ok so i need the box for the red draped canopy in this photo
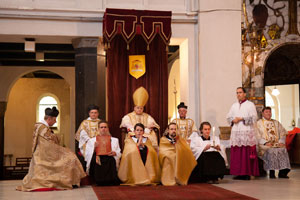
[103,8,172,49]
[103,8,171,148]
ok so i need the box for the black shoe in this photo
[233,176,243,180]
[269,170,276,179]
[233,175,250,180]
[278,169,290,179]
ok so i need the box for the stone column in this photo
[0,102,7,180]
[72,37,100,129]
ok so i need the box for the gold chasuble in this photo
[159,136,197,186]
[17,123,86,191]
[118,137,161,185]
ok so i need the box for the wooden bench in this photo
[3,157,31,179]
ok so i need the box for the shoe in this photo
[278,174,289,179]
[233,175,250,180]
[233,176,243,180]
[212,180,219,184]
[269,170,276,179]
[278,169,290,179]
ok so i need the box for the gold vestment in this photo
[118,137,161,185]
[159,136,197,185]
[17,123,86,191]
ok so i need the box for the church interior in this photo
[1,0,300,199]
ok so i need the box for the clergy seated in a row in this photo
[75,105,101,171]
[189,122,226,184]
[89,121,121,185]
[118,123,161,185]
[256,107,291,179]
[159,123,197,186]
[17,107,86,191]
[172,102,198,141]
[120,87,159,149]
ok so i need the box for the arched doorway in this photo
[264,44,300,130]
[3,70,71,179]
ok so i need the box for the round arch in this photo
[0,67,74,102]
[1,67,76,152]
[263,42,300,86]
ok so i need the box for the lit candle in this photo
[212,126,215,146]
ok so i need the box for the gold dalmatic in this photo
[172,118,197,140]
[118,137,161,185]
[129,55,146,79]
[159,136,197,185]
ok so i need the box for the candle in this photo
[212,126,215,146]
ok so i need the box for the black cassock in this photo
[190,136,226,182]
[89,153,120,185]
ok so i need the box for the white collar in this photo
[41,120,49,127]
[87,117,99,120]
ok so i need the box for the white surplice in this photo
[189,133,228,165]
[226,100,257,147]
[79,124,121,174]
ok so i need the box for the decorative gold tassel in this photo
[166,45,169,52]
[127,44,129,50]
[147,44,149,51]
[104,43,108,50]
[108,42,111,49]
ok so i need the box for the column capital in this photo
[72,37,99,49]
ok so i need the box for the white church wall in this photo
[273,85,299,131]
[0,0,198,39]
[198,0,242,133]
[171,23,199,128]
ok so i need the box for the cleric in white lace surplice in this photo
[226,88,259,177]
[226,100,257,147]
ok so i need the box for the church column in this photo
[72,38,103,129]
[0,101,7,180]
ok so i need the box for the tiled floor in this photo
[1,167,300,200]
[0,181,98,200]
[217,167,300,200]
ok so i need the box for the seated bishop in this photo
[17,107,86,191]
[172,102,198,141]
[75,105,101,172]
[159,123,197,186]
[118,123,161,185]
[256,107,291,179]
[89,121,121,185]
[120,87,159,149]
[189,122,226,184]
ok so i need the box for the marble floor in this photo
[1,167,300,200]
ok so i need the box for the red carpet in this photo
[92,183,257,200]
